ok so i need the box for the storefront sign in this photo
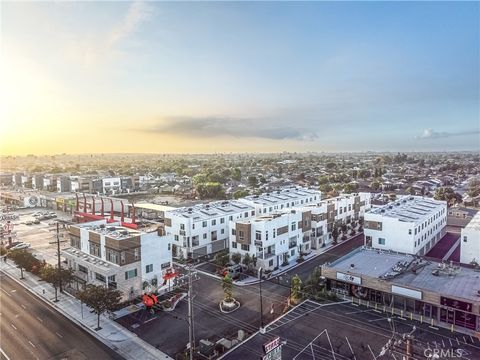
[263,337,282,360]
[391,285,422,300]
[440,297,472,312]
[336,272,362,285]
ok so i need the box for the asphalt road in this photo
[0,273,123,360]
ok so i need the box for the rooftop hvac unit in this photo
[121,230,129,235]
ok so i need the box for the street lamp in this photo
[258,267,264,331]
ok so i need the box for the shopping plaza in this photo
[322,248,480,333]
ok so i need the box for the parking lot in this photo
[1,208,73,265]
[224,300,480,359]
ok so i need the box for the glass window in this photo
[125,269,137,280]
[78,264,88,274]
[146,264,153,273]
[378,238,386,245]
[95,273,106,283]
[231,241,237,248]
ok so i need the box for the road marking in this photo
[345,336,356,359]
[1,288,11,297]
[368,317,390,323]
[28,341,36,348]
[10,324,17,330]
[21,304,26,309]
[10,289,16,293]
[367,344,377,360]
[36,316,43,323]
[0,347,11,360]
[56,332,63,338]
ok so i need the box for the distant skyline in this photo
[1,1,479,155]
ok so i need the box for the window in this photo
[251,211,255,216]
[221,229,225,234]
[90,243,101,257]
[241,244,250,251]
[192,223,195,229]
[266,231,269,241]
[107,249,119,264]
[125,269,137,280]
[95,273,106,283]
[78,264,88,274]
[238,230,244,240]
[203,233,207,239]
[269,259,274,267]
[174,235,179,242]
[291,222,296,231]
[378,238,386,245]
[161,262,170,269]
[245,212,249,217]
[120,251,125,264]
[134,248,140,260]
[291,249,295,256]
[146,264,153,273]
[180,224,185,230]
[256,231,262,240]
[231,241,237,248]
[273,229,276,238]
[229,216,233,221]
[220,218,225,224]
[463,236,468,242]
[212,219,216,226]
[408,229,412,235]
[232,229,236,235]
[108,275,117,289]
[203,221,207,227]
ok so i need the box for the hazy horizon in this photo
[1,1,479,155]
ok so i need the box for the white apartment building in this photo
[229,209,312,271]
[300,192,372,249]
[164,200,256,259]
[102,177,121,194]
[62,220,172,300]
[238,187,322,216]
[460,211,480,264]
[364,196,447,256]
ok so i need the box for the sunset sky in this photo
[1,1,479,155]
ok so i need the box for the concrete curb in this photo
[0,267,171,360]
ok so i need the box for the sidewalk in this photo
[0,260,171,360]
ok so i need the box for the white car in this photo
[10,242,31,250]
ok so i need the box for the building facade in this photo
[460,212,480,265]
[164,200,256,259]
[364,196,447,256]
[229,209,312,271]
[62,220,172,300]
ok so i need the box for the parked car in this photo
[5,241,22,249]
[223,264,244,280]
[10,242,31,250]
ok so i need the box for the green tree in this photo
[232,168,241,181]
[8,249,41,279]
[290,275,303,305]
[221,275,233,302]
[242,253,252,269]
[406,187,415,195]
[344,182,359,193]
[319,184,333,194]
[192,173,208,186]
[252,254,257,269]
[195,182,225,199]
[434,187,461,205]
[248,176,258,188]
[370,181,380,191]
[303,267,325,299]
[231,252,241,265]
[40,265,75,302]
[78,285,122,330]
[214,252,229,269]
[233,189,249,199]
[331,226,339,244]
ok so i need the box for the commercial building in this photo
[164,200,255,259]
[323,248,480,333]
[63,220,172,301]
[460,212,480,265]
[364,196,447,256]
[238,187,322,216]
[229,208,312,271]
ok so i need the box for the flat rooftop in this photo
[73,221,142,240]
[368,196,445,223]
[166,200,254,221]
[464,211,480,231]
[240,187,321,206]
[133,202,176,212]
[328,248,480,303]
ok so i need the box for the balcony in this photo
[289,241,297,249]
[303,235,310,243]
[257,252,276,260]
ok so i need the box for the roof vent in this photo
[350,263,355,269]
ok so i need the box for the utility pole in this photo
[187,265,195,360]
[56,222,62,292]
[258,267,264,331]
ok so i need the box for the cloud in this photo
[107,1,153,48]
[139,116,318,141]
[65,1,153,67]
[416,128,480,139]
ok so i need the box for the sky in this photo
[1,1,479,155]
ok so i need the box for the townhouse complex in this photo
[364,196,447,255]
[63,220,172,300]
[229,209,312,270]
[460,211,480,265]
